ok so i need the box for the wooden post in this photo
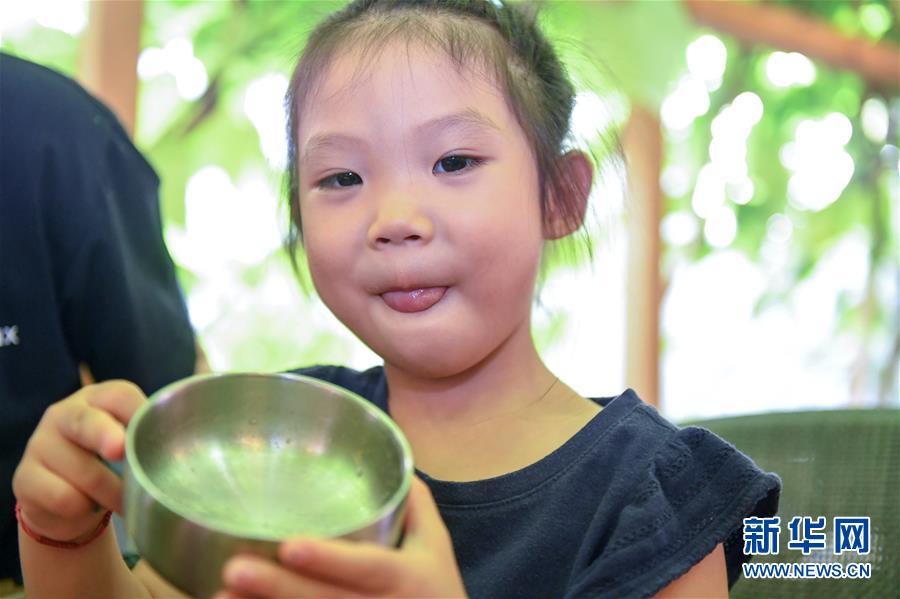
[623,105,663,407]
[78,0,144,137]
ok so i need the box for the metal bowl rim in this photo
[125,371,414,542]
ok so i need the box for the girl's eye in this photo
[315,156,482,189]
[433,155,484,175]
[317,171,362,190]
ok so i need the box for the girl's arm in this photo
[13,382,155,597]
[654,544,728,599]
[20,531,186,598]
[19,528,153,598]
[133,560,191,597]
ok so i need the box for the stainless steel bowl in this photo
[124,372,413,598]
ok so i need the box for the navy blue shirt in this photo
[0,54,195,580]
[293,365,781,599]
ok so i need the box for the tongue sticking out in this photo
[381,287,447,313]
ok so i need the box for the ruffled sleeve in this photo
[567,424,781,598]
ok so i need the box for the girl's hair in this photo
[284,0,601,285]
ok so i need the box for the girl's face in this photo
[296,41,545,378]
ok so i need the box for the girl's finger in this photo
[84,380,147,424]
[276,476,448,593]
[33,431,124,513]
[13,459,95,519]
[52,401,126,461]
[11,460,112,544]
[277,536,399,594]
[224,554,367,599]
[84,381,147,460]
[401,476,450,549]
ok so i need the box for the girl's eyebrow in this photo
[415,108,502,138]
[300,109,501,167]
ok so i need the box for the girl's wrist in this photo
[15,502,112,549]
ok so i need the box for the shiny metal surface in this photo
[124,373,413,598]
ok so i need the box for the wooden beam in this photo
[78,0,144,137]
[684,0,900,90]
[623,105,663,408]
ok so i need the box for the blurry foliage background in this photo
[2,0,897,420]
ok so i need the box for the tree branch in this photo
[683,0,900,91]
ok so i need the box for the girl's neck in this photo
[383,323,553,431]
[382,323,601,481]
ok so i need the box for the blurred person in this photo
[0,52,200,586]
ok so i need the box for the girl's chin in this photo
[376,340,484,379]
[385,357,473,380]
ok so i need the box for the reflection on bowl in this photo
[124,372,413,598]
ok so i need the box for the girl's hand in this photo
[218,477,468,598]
[12,381,146,543]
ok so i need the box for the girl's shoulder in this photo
[565,390,782,596]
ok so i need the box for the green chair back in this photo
[689,409,899,598]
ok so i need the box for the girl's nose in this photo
[367,197,435,249]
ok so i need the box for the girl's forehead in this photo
[299,41,509,136]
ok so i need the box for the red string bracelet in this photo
[15,502,112,549]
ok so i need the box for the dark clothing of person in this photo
[292,364,781,599]
[0,53,195,581]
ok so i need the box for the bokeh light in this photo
[860,97,889,143]
[686,34,727,91]
[782,113,855,211]
[244,73,290,170]
[765,51,816,88]
[0,0,87,38]
[661,77,710,131]
[137,38,208,100]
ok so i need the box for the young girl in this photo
[12,1,780,597]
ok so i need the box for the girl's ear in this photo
[542,150,594,240]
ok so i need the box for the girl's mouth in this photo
[380,287,447,313]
